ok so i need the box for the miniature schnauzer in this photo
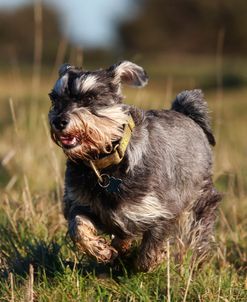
[48,61,221,272]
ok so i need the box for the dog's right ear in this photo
[108,61,148,87]
[53,64,73,96]
[58,63,73,77]
[53,64,77,96]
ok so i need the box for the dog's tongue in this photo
[60,136,77,147]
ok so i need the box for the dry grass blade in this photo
[10,272,15,302]
[215,28,225,144]
[23,175,35,218]
[167,240,171,302]
[32,0,43,96]
[27,264,34,302]
[182,261,195,302]
[9,98,19,136]
[50,36,68,83]
[217,275,222,302]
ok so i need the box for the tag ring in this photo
[98,174,110,188]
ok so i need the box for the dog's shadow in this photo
[0,225,136,281]
[66,257,134,280]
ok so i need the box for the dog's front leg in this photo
[68,215,118,263]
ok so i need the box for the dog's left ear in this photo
[109,61,148,87]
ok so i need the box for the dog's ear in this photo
[53,64,77,96]
[58,63,73,77]
[109,61,148,87]
[53,64,73,96]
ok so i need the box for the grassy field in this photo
[0,57,246,301]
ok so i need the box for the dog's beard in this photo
[51,105,129,160]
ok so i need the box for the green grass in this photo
[0,57,247,301]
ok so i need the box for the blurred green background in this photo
[0,1,246,300]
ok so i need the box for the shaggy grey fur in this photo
[48,61,221,271]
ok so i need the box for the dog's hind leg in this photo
[192,184,222,262]
[177,179,222,264]
[135,224,169,272]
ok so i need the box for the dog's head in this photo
[48,61,148,160]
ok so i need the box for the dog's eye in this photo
[85,96,93,102]
[82,93,96,105]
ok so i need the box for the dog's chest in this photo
[67,179,168,238]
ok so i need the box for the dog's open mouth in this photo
[59,135,79,149]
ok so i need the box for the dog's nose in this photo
[53,117,69,131]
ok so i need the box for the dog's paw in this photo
[135,248,166,272]
[69,215,118,263]
[111,236,132,255]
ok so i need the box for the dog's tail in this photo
[171,89,216,146]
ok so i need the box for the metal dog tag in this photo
[98,174,122,193]
[106,176,122,193]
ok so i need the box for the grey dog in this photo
[48,61,221,272]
